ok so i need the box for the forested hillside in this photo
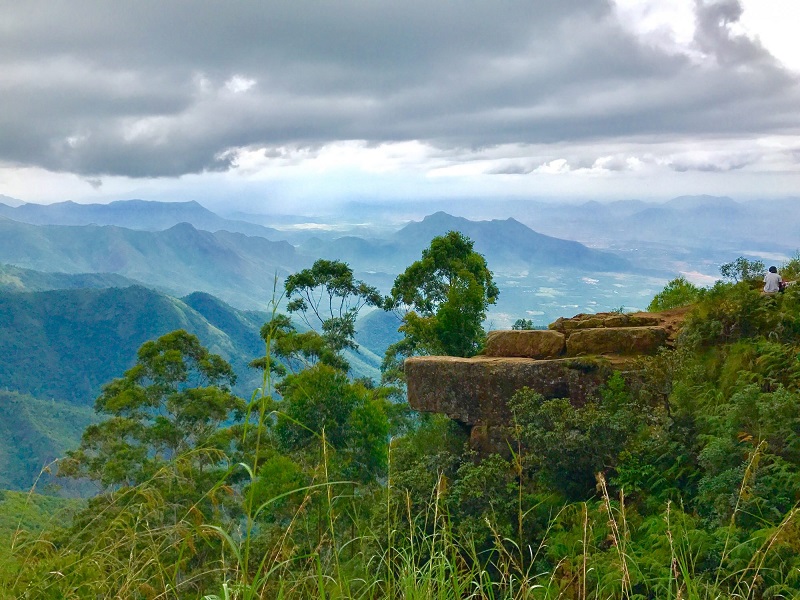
[0,392,95,491]
[0,263,142,292]
[3,248,800,598]
[0,285,267,404]
[0,258,406,492]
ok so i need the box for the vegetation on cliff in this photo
[2,251,800,598]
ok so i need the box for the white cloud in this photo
[680,270,718,285]
[225,75,256,94]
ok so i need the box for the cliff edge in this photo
[405,308,689,453]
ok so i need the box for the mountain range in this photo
[0,198,282,239]
[0,217,303,308]
[0,285,267,404]
[0,203,633,311]
[0,270,406,490]
[498,195,800,258]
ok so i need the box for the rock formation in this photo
[405,308,688,453]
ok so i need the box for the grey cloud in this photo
[693,0,772,67]
[669,155,754,172]
[0,0,798,178]
[487,163,535,175]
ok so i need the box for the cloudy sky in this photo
[1,0,799,212]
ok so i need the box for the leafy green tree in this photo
[512,318,535,330]
[250,312,350,374]
[54,331,245,594]
[385,231,499,366]
[275,363,390,483]
[61,330,244,489]
[719,256,765,283]
[647,276,702,311]
[285,259,383,356]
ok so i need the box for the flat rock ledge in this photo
[404,309,689,454]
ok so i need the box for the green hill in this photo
[0,285,267,405]
[0,391,96,491]
[0,284,394,491]
[0,262,143,292]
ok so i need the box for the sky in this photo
[1,0,799,213]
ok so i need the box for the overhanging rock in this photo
[405,356,611,426]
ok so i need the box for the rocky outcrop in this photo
[405,308,689,453]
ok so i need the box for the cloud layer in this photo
[1,0,799,189]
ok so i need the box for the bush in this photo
[648,276,702,311]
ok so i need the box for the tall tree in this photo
[60,330,244,490]
[385,231,498,375]
[285,259,383,353]
[281,259,383,372]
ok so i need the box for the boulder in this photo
[405,356,611,426]
[484,329,565,359]
[566,326,667,356]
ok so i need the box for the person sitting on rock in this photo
[764,266,783,293]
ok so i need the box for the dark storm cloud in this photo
[0,0,798,177]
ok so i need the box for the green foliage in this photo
[780,252,800,281]
[285,259,383,355]
[682,281,772,347]
[275,364,390,483]
[388,414,468,513]
[682,280,800,348]
[719,256,766,283]
[60,330,244,488]
[8,252,800,598]
[0,391,95,491]
[509,372,646,500]
[386,231,499,365]
[253,312,350,373]
[511,318,535,330]
[648,276,702,311]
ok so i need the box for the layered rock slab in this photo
[484,329,565,359]
[404,308,690,455]
[566,326,667,356]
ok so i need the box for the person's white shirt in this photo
[764,271,782,293]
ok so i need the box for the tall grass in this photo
[2,449,799,599]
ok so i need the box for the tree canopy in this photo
[385,231,498,367]
[60,330,244,489]
[285,259,383,355]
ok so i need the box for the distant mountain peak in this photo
[666,195,738,209]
